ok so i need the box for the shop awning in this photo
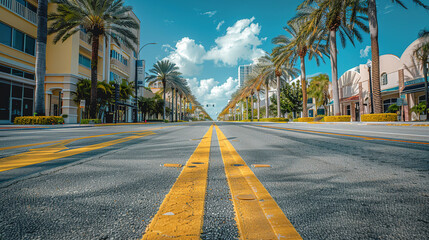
[401,83,428,94]
[381,86,399,93]
[341,95,359,102]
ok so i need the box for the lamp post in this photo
[366,60,374,114]
[134,42,157,122]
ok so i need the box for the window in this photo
[0,82,10,120]
[0,22,12,46]
[79,54,91,68]
[346,105,351,115]
[25,35,35,55]
[0,65,11,74]
[24,72,35,80]
[0,64,34,80]
[381,73,388,85]
[13,29,25,51]
[12,69,24,78]
[383,98,397,113]
[12,85,23,98]
[418,95,426,104]
[24,88,33,98]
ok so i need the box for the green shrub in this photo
[14,116,64,125]
[293,118,298,122]
[323,115,351,122]
[81,119,102,124]
[297,117,315,122]
[361,113,397,122]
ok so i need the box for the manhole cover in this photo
[191,162,204,164]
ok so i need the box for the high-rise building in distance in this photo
[238,64,253,87]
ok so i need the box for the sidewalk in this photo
[301,121,429,127]
[0,122,161,130]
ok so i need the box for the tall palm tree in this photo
[146,60,181,121]
[272,20,328,117]
[295,0,368,115]
[366,0,428,113]
[308,73,331,115]
[257,54,298,118]
[413,29,429,113]
[48,0,139,119]
[35,0,48,116]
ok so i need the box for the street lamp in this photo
[134,42,157,122]
[366,59,374,114]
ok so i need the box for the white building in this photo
[238,64,253,87]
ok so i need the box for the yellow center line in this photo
[142,125,213,239]
[215,125,302,240]
[0,126,170,151]
[0,131,155,172]
[256,125,429,145]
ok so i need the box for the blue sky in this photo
[126,0,428,119]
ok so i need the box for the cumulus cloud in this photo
[216,20,225,31]
[187,77,239,102]
[164,37,206,76]
[202,11,217,17]
[360,45,371,58]
[205,17,265,65]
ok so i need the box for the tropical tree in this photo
[73,79,114,119]
[118,79,134,101]
[270,81,303,118]
[413,29,429,114]
[35,0,48,116]
[48,0,139,119]
[256,54,298,118]
[308,73,331,115]
[295,0,368,115]
[272,20,328,117]
[146,60,181,121]
[366,0,428,114]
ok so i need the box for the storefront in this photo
[0,79,34,123]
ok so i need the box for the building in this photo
[336,37,428,121]
[238,64,253,87]
[0,0,140,124]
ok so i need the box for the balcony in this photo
[110,58,130,75]
[0,0,37,24]
[79,31,103,52]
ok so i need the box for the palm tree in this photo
[257,54,298,118]
[272,20,328,117]
[308,73,331,115]
[146,60,181,121]
[48,0,139,119]
[35,0,48,116]
[413,30,429,115]
[295,0,368,115]
[365,0,428,113]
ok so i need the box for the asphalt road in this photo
[0,122,428,239]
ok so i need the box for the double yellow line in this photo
[142,125,301,239]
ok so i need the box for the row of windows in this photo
[110,50,128,66]
[0,22,36,56]
[110,71,123,82]
[0,64,35,80]
[79,54,91,68]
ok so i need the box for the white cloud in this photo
[216,20,225,31]
[205,17,265,66]
[202,11,217,17]
[360,45,371,58]
[164,37,206,76]
[187,77,239,101]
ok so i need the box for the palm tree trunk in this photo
[424,63,428,119]
[179,94,182,121]
[276,75,281,118]
[300,56,308,118]
[35,0,47,116]
[89,34,100,119]
[251,93,254,121]
[162,80,166,121]
[257,89,260,121]
[175,90,178,122]
[329,29,340,116]
[265,82,269,118]
[170,88,174,121]
[368,0,382,114]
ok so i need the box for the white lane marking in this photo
[253,124,429,138]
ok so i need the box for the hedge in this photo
[323,115,351,122]
[14,116,64,125]
[259,117,288,122]
[80,119,102,124]
[361,113,397,122]
[297,117,316,122]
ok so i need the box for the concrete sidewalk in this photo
[0,122,162,130]
[295,121,429,127]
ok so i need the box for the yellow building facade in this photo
[0,0,140,124]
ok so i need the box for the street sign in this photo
[80,100,85,108]
[136,60,145,87]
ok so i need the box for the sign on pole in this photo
[136,60,145,87]
[80,100,85,108]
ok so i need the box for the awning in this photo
[341,95,359,102]
[401,83,428,95]
[381,86,399,93]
